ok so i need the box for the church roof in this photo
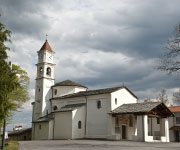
[111,102,174,117]
[51,86,137,100]
[39,40,53,52]
[52,80,87,88]
[53,103,86,112]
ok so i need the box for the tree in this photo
[0,18,30,128]
[156,89,169,106]
[158,23,180,105]
[158,23,180,74]
[172,89,180,105]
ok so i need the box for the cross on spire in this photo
[46,33,48,41]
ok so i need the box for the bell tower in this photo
[34,40,55,120]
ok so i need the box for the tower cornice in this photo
[36,62,56,66]
[35,77,55,80]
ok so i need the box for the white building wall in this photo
[33,122,49,140]
[52,86,87,98]
[72,106,86,139]
[136,115,144,141]
[48,120,54,140]
[51,97,86,111]
[111,88,137,111]
[86,94,109,138]
[54,112,72,139]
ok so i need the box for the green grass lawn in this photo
[4,141,18,150]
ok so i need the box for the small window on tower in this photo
[39,67,43,74]
[53,105,58,111]
[39,124,41,130]
[38,88,40,92]
[46,67,51,76]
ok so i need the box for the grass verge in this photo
[4,141,18,150]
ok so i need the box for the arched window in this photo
[97,100,101,109]
[53,105,58,111]
[46,67,51,76]
[78,121,82,129]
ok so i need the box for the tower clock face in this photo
[47,52,52,61]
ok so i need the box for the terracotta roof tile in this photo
[168,106,180,112]
[39,40,53,52]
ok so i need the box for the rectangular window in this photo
[115,127,120,133]
[115,98,117,105]
[157,118,160,124]
[115,117,119,126]
[129,115,133,127]
[176,117,180,124]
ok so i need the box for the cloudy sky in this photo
[0,0,180,130]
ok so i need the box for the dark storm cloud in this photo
[0,0,59,39]
[51,0,180,58]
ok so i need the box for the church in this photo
[32,40,173,142]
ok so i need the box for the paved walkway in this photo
[19,140,180,150]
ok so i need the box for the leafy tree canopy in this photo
[0,18,30,128]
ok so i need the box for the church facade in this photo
[32,41,173,142]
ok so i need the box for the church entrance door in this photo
[122,125,126,139]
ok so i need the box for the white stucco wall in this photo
[136,115,144,141]
[48,120,54,139]
[52,86,87,98]
[33,122,49,140]
[54,111,72,139]
[72,106,86,139]
[86,94,109,138]
[111,88,137,111]
[51,97,86,112]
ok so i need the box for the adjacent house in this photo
[8,128,32,141]
[168,106,180,142]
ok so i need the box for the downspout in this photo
[151,118,152,136]
[142,115,144,141]
[85,96,87,138]
[53,116,55,140]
